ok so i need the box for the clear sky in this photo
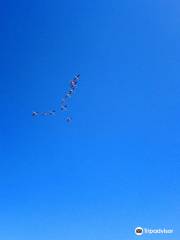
[0,0,179,239]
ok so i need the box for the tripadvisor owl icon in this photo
[135,227,143,236]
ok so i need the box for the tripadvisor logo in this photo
[134,226,174,236]
[135,227,143,236]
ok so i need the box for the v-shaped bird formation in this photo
[32,74,80,123]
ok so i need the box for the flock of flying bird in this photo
[32,74,80,123]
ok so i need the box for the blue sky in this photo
[0,0,179,239]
